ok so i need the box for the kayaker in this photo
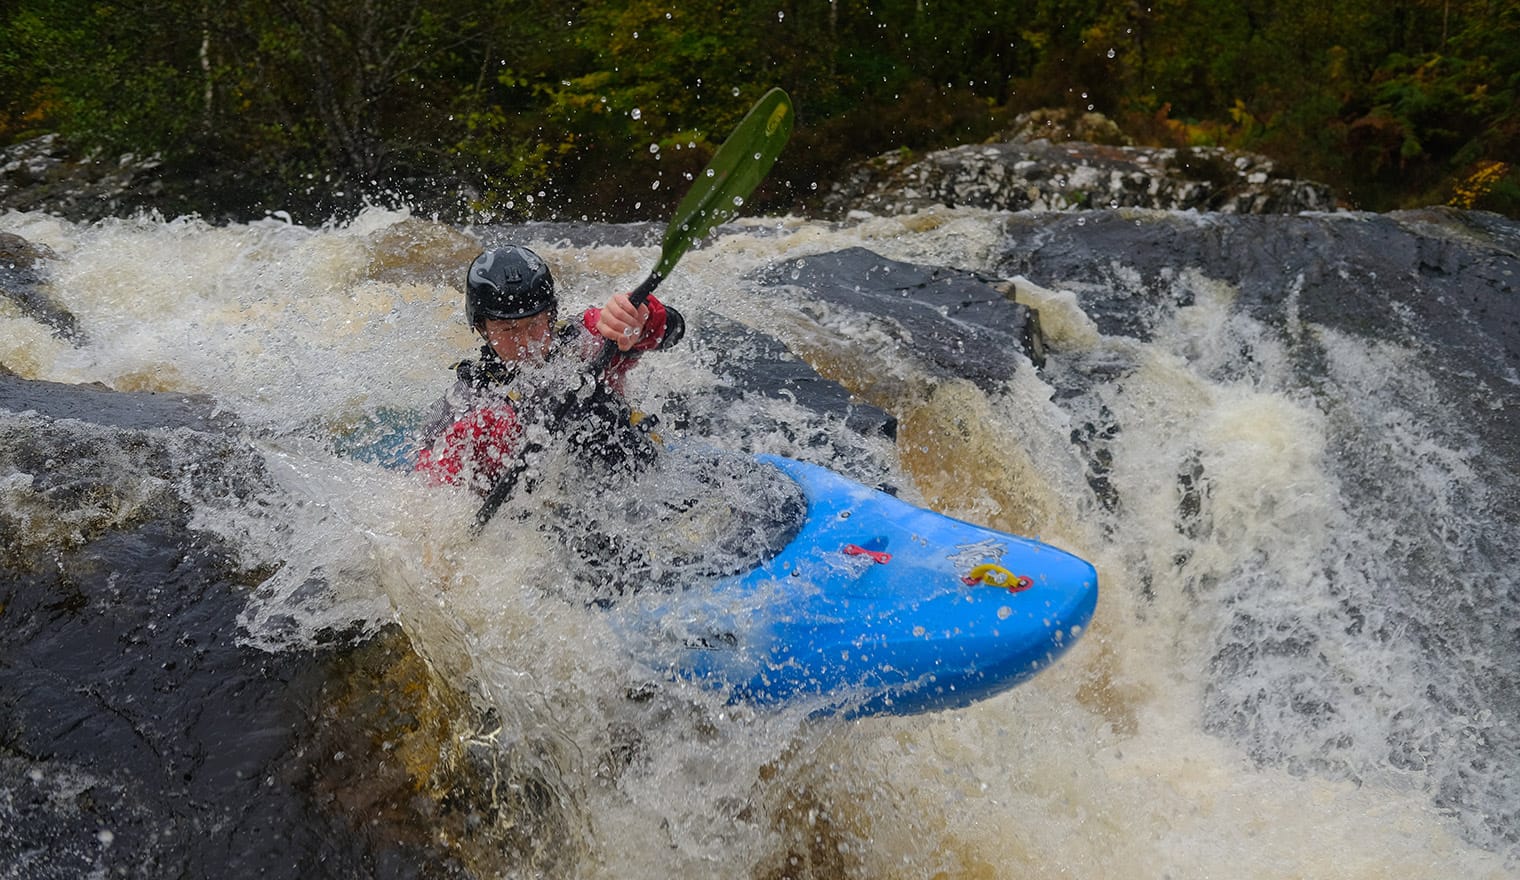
[415,244,684,494]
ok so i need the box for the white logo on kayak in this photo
[948,539,1006,570]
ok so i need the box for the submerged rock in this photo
[0,231,78,340]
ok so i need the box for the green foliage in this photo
[2,0,207,152]
[1,0,1517,219]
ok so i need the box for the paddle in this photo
[471,88,794,534]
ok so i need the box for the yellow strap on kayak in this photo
[966,563,1013,586]
[963,564,1034,593]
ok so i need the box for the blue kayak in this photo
[614,454,1099,717]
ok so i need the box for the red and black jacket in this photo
[415,297,682,494]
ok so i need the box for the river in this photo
[1,204,1515,878]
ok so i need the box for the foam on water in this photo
[2,206,1513,877]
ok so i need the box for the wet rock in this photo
[0,231,53,269]
[673,312,898,442]
[825,138,1337,218]
[753,247,1045,390]
[995,208,1519,368]
[0,374,239,433]
[0,376,513,879]
[0,231,78,340]
[0,134,69,189]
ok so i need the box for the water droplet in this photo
[778,10,785,20]
[997,606,1013,620]
[1107,48,1116,59]
[651,180,660,190]
[705,168,715,177]
[732,196,744,206]
[732,87,741,97]
[649,143,659,154]
[630,108,642,120]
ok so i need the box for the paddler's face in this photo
[483,313,553,363]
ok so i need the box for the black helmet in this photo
[465,245,556,326]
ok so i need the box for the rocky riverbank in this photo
[0,133,474,225]
[4,111,1342,225]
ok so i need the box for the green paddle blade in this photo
[653,88,794,281]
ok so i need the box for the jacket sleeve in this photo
[414,403,521,493]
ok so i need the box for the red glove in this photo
[585,294,668,353]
